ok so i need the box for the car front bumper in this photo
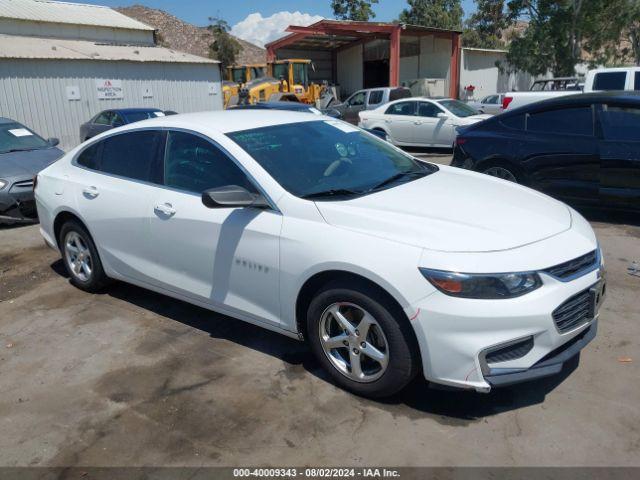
[0,178,37,222]
[406,265,604,393]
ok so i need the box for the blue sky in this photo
[86,0,476,28]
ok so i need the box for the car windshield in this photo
[124,111,163,123]
[227,120,437,199]
[438,100,478,118]
[0,122,49,154]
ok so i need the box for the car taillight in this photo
[455,137,467,145]
[33,174,38,191]
[502,96,513,110]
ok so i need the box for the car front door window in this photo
[147,130,283,325]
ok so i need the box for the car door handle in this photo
[414,121,422,125]
[385,119,392,124]
[82,186,99,198]
[154,202,176,216]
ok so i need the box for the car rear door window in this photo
[593,72,627,90]
[164,131,255,194]
[526,106,593,136]
[599,105,640,142]
[368,90,383,105]
[418,102,443,118]
[100,130,164,182]
[385,101,417,116]
[484,95,499,104]
[94,111,112,125]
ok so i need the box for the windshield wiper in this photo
[301,188,364,200]
[367,170,428,192]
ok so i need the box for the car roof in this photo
[506,91,640,115]
[232,102,310,110]
[113,108,163,114]
[108,110,326,134]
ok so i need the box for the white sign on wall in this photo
[142,86,153,98]
[95,79,123,99]
[66,85,80,101]
[207,82,219,96]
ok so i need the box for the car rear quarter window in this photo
[76,142,100,170]
[368,90,384,105]
[385,101,416,116]
[499,114,525,130]
[100,130,164,182]
[593,72,627,90]
[526,106,593,136]
[635,72,640,91]
[389,88,411,101]
[599,105,640,142]
[164,131,254,194]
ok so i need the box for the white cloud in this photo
[231,11,324,48]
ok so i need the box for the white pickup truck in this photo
[501,67,640,111]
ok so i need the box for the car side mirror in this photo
[436,112,449,119]
[201,185,270,209]
[47,137,60,147]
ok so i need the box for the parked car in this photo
[359,97,490,148]
[452,91,640,212]
[466,94,505,115]
[329,87,412,124]
[0,117,63,222]
[35,111,604,398]
[79,108,165,141]
[230,100,340,118]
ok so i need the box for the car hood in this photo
[0,147,64,178]
[315,166,572,253]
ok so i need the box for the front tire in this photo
[59,220,110,292]
[306,280,420,398]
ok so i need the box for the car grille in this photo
[543,250,598,280]
[485,337,534,364]
[552,288,592,333]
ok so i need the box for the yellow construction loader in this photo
[224,59,330,108]
[223,64,267,108]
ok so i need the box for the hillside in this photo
[116,5,266,65]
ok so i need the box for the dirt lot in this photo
[0,156,639,467]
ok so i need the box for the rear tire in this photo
[59,220,110,292]
[479,160,524,184]
[306,280,420,398]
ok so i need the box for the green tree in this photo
[506,0,637,76]
[506,1,588,76]
[332,0,379,21]
[399,0,464,30]
[462,0,511,49]
[207,17,241,69]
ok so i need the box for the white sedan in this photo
[359,97,490,148]
[35,111,604,398]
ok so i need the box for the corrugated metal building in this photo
[0,0,222,150]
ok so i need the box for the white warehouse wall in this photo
[336,43,363,98]
[0,59,222,151]
[400,35,452,94]
[460,49,533,99]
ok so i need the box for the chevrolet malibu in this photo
[35,111,605,398]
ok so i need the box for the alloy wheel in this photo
[318,302,389,383]
[483,166,517,182]
[64,231,93,282]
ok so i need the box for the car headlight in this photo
[419,268,542,299]
[0,179,7,190]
